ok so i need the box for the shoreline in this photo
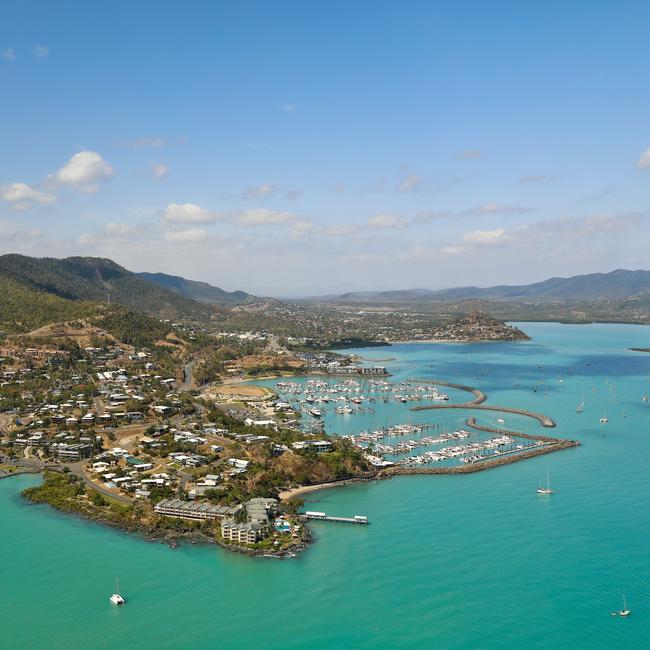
[13,472,309,559]
[279,476,379,500]
[5,369,575,559]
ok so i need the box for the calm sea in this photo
[2,322,649,648]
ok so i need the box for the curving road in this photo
[178,359,197,392]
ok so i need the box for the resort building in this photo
[154,498,240,520]
[245,497,278,522]
[221,519,263,544]
[54,443,92,460]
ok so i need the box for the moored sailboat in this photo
[536,472,554,495]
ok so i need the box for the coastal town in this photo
[0,307,579,557]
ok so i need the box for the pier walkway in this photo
[300,512,369,524]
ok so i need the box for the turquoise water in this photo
[2,323,650,648]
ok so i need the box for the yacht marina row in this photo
[275,378,449,419]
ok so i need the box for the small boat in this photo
[576,397,584,413]
[536,472,554,495]
[497,417,505,424]
[309,408,323,418]
[642,395,648,403]
[109,578,125,605]
[600,411,608,424]
[619,594,631,617]
[612,594,631,617]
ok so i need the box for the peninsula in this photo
[0,254,577,557]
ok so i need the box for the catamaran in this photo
[536,472,554,494]
[109,578,125,605]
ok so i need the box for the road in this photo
[93,395,106,416]
[68,461,134,504]
[179,359,197,392]
[2,457,134,505]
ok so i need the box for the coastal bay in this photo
[2,322,650,649]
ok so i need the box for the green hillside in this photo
[0,254,216,321]
[137,271,252,305]
[0,274,92,333]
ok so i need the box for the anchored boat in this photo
[109,578,126,606]
[536,472,554,495]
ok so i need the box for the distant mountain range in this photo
[136,272,252,305]
[309,269,650,304]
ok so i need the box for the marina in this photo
[270,374,568,471]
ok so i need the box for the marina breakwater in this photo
[465,417,559,443]
[409,379,556,427]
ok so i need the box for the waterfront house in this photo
[292,440,333,454]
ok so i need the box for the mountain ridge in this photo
[136,271,253,305]
[306,269,650,303]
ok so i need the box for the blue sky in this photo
[1,1,649,296]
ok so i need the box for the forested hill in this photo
[136,272,253,305]
[0,254,216,321]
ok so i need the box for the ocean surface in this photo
[2,322,650,649]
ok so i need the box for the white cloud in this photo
[462,202,532,217]
[78,223,143,245]
[242,183,275,199]
[323,224,358,237]
[242,183,300,200]
[164,228,208,242]
[441,245,469,255]
[281,103,296,114]
[151,162,169,179]
[0,220,43,242]
[161,202,301,228]
[163,203,217,224]
[518,175,549,184]
[2,49,15,61]
[637,148,650,169]
[33,44,49,58]
[460,228,508,245]
[290,220,316,237]
[398,173,426,193]
[50,150,114,192]
[367,213,408,229]
[237,209,295,225]
[135,137,164,148]
[1,182,55,210]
